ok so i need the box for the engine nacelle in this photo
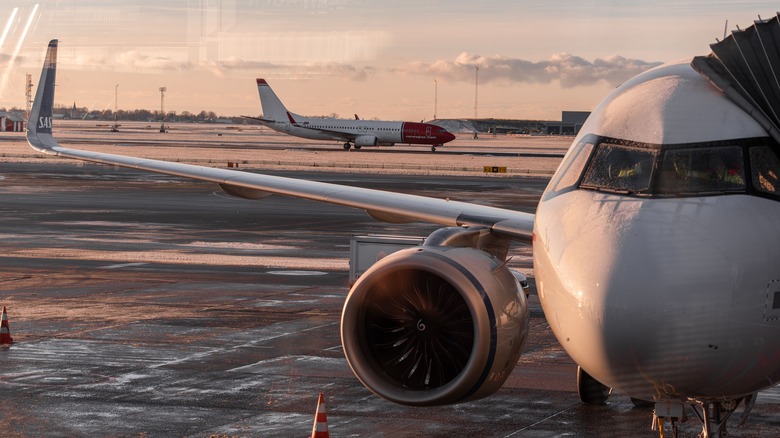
[354,135,378,147]
[341,245,529,406]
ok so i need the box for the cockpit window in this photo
[656,146,745,195]
[580,144,657,193]
[551,141,594,193]
[750,146,780,195]
[558,135,779,201]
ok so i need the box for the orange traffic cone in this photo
[0,306,13,345]
[310,392,330,438]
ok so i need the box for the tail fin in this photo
[256,78,290,122]
[27,39,59,152]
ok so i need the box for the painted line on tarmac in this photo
[266,270,328,276]
[99,262,148,269]
[150,321,339,371]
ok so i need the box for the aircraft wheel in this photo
[577,366,610,405]
[431,146,437,152]
[354,144,362,150]
[343,142,351,150]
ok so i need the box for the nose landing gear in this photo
[689,395,756,438]
[651,394,757,438]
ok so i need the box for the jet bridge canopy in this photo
[692,13,780,144]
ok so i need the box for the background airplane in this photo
[27,17,780,437]
[244,78,455,152]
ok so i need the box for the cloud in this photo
[396,52,662,88]
[197,58,376,81]
[67,48,375,81]
[312,63,376,81]
[114,50,190,71]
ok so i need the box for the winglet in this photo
[27,39,60,153]
[286,111,299,126]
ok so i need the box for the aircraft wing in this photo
[240,115,276,123]
[27,40,534,243]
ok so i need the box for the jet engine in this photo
[354,135,378,147]
[341,244,529,406]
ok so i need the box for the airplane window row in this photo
[311,126,399,131]
[548,134,780,200]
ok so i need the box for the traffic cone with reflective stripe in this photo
[0,306,13,345]
[310,392,330,438]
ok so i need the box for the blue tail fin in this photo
[28,39,58,142]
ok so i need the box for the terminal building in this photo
[546,111,591,135]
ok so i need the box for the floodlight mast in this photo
[474,65,479,119]
[159,86,166,132]
[433,78,438,120]
[111,84,119,132]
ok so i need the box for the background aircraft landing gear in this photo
[343,142,351,150]
[577,366,611,405]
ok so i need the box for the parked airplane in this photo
[27,22,780,438]
[244,78,455,151]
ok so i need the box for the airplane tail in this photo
[256,79,291,122]
[27,39,59,152]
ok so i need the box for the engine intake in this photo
[354,135,378,147]
[341,245,529,406]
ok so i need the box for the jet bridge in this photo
[692,13,780,143]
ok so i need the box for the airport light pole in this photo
[112,84,119,132]
[433,78,438,120]
[474,65,479,119]
[159,86,166,133]
[473,66,479,139]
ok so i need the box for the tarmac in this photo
[0,122,779,437]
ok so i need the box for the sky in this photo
[0,1,778,121]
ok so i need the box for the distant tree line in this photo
[53,104,261,124]
[0,105,260,124]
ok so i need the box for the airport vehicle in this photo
[27,21,780,438]
[244,78,455,151]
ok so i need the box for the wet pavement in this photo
[0,162,778,437]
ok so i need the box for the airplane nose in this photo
[534,193,780,400]
[441,131,456,143]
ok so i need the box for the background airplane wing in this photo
[240,115,276,123]
[27,40,534,243]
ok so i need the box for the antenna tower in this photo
[25,73,33,119]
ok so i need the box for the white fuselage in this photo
[262,115,404,145]
[536,189,780,400]
[533,61,780,402]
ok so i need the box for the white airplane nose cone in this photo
[535,191,780,400]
